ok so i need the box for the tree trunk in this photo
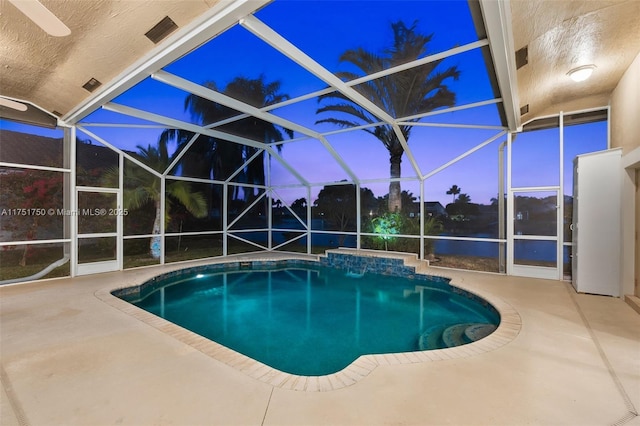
[150,200,161,259]
[388,152,402,212]
[19,218,38,266]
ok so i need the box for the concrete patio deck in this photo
[1,253,639,425]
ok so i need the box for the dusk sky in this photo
[1,0,608,206]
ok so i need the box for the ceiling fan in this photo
[0,97,28,111]
[7,0,71,37]
[1,1,70,111]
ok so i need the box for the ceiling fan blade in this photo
[0,97,28,111]
[8,0,71,37]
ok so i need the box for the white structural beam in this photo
[398,122,506,130]
[271,188,308,229]
[253,39,490,116]
[227,191,267,229]
[479,0,521,131]
[103,102,266,149]
[241,15,424,179]
[102,102,310,185]
[63,0,269,124]
[152,70,359,182]
[392,124,422,178]
[400,99,503,122]
[166,175,225,185]
[76,126,162,178]
[153,70,320,139]
[226,148,264,183]
[163,133,201,177]
[263,146,310,185]
[347,39,489,86]
[423,130,507,179]
[317,136,360,183]
[240,16,393,124]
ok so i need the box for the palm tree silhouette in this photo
[105,137,207,258]
[164,75,293,204]
[456,193,471,204]
[316,21,459,212]
[446,184,461,203]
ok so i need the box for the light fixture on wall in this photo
[0,97,28,111]
[7,0,71,37]
[567,65,596,82]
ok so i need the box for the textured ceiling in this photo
[0,0,218,116]
[1,0,639,124]
[511,0,640,122]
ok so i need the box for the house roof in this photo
[0,129,123,171]
[0,130,64,167]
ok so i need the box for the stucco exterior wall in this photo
[613,51,640,298]
[611,52,640,153]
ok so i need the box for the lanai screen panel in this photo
[79,0,504,194]
[67,0,505,268]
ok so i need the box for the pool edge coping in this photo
[94,251,522,392]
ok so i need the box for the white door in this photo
[75,187,122,275]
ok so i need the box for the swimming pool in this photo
[116,261,499,376]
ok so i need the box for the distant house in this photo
[425,201,447,217]
[404,201,448,218]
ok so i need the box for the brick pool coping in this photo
[95,249,522,392]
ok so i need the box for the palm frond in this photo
[316,19,459,133]
[166,181,207,218]
[123,186,151,210]
[316,103,375,125]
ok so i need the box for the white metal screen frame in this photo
[74,155,123,276]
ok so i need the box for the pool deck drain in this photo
[96,250,522,392]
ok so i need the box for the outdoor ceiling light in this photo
[0,97,28,111]
[8,0,71,37]
[567,65,596,82]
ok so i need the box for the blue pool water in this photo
[123,265,499,376]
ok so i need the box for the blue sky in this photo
[0,1,609,206]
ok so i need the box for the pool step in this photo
[418,324,449,350]
[464,323,497,342]
[418,322,497,350]
[442,323,476,347]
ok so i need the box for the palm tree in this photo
[105,137,207,258]
[446,184,461,203]
[169,75,293,203]
[316,21,459,212]
[456,193,471,204]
